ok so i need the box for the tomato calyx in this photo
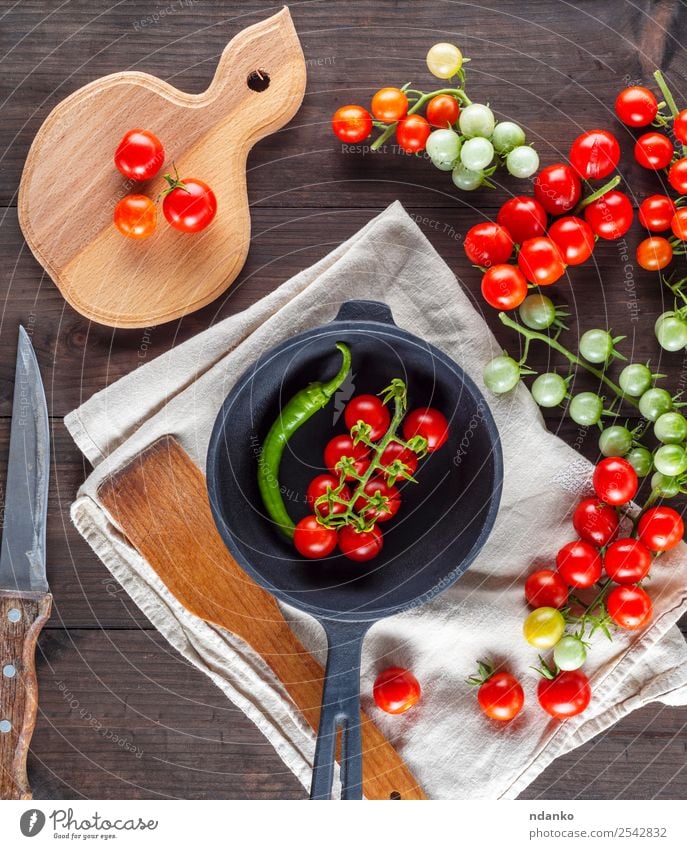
[465,659,498,686]
[160,165,190,200]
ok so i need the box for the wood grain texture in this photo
[0,0,686,800]
[18,8,306,327]
[0,590,52,799]
[97,435,426,799]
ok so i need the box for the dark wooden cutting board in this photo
[98,435,426,800]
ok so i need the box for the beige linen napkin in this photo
[66,202,687,799]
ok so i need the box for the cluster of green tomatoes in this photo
[483,293,687,500]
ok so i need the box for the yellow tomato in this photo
[426,42,463,80]
[523,607,566,648]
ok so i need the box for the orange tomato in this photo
[114,194,157,240]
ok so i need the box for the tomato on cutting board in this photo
[162,172,217,233]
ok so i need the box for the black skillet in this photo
[206,300,503,799]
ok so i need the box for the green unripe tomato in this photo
[460,136,494,171]
[506,145,539,178]
[639,387,673,422]
[483,355,521,394]
[531,373,567,408]
[618,363,653,398]
[458,103,495,138]
[569,392,603,426]
[553,635,587,671]
[598,425,633,457]
[491,121,526,155]
[655,313,687,352]
[625,446,654,478]
[518,294,557,330]
[579,328,614,364]
[426,128,461,171]
[651,471,681,498]
[451,163,483,191]
[653,444,687,476]
[654,411,687,444]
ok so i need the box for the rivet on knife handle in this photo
[0,590,52,800]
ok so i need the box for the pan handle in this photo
[310,619,369,800]
[334,299,396,326]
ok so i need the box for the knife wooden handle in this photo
[0,589,52,800]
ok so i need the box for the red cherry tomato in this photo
[480,264,528,310]
[671,208,687,241]
[592,457,638,506]
[636,236,673,271]
[402,407,449,452]
[524,570,569,609]
[639,195,676,232]
[674,109,687,144]
[354,478,401,523]
[634,132,674,170]
[533,163,581,215]
[373,667,421,714]
[113,194,157,240]
[477,672,524,721]
[344,395,390,440]
[603,538,652,585]
[517,237,566,286]
[637,506,684,552]
[293,515,338,559]
[556,540,602,588]
[306,474,351,517]
[548,216,595,266]
[426,94,460,128]
[496,196,548,245]
[379,441,419,479]
[324,435,370,480]
[572,498,619,547]
[668,158,687,193]
[569,129,620,180]
[371,87,408,123]
[615,86,658,127]
[162,176,217,233]
[537,670,591,718]
[396,114,431,153]
[584,190,634,240]
[464,222,514,267]
[114,129,165,180]
[607,585,653,630]
[338,524,384,562]
[332,104,373,142]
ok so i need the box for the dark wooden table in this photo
[1,0,686,800]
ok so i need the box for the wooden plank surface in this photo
[0,0,686,800]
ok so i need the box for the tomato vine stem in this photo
[497,311,640,410]
[370,87,472,151]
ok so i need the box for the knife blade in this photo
[0,326,49,592]
[0,326,52,800]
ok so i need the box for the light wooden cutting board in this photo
[18,8,306,328]
[98,435,426,800]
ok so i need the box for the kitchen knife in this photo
[0,326,51,800]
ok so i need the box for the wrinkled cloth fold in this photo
[66,202,687,799]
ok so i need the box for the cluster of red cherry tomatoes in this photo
[616,82,687,275]
[471,456,684,723]
[292,392,449,562]
[113,128,217,240]
[466,128,633,311]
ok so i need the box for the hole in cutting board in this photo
[389,791,401,799]
[247,69,270,91]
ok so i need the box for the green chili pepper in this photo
[258,342,352,539]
